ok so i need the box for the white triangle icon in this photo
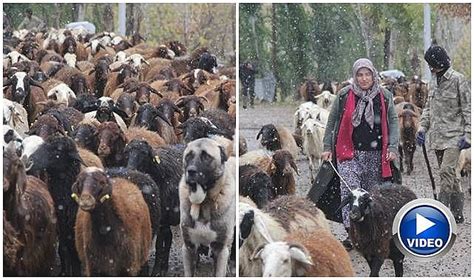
[416,213,436,235]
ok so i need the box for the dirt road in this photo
[239,103,471,277]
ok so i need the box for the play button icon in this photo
[392,198,457,261]
[416,213,435,235]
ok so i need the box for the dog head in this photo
[183,138,227,204]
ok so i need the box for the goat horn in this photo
[141,58,150,66]
[98,43,106,50]
[256,128,263,140]
[198,96,209,103]
[175,96,186,107]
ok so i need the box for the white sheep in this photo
[3,99,29,138]
[63,53,77,68]
[301,118,326,183]
[47,83,77,107]
[456,148,471,178]
[19,135,45,167]
[126,54,150,69]
[251,229,354,277]
[313,90,336,110]
[239,196,330,276]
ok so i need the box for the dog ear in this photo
[219,145,227,164]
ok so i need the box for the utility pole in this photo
[423,3,431,80]
[118,3,126,36]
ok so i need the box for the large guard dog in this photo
[179,138,235,276]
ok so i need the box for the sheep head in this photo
[175,95,207,121]
[257,124,281,152]
[123,139,154,171]
[96,122,126,158]
[339,188,375,223]
[252,242,313,277]
[272,150,299,176]
[71,167,112,212]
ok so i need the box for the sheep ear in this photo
[290,160,299,175]
[256,127,263,140]
[336,195,352,213]
[289,244,313,266]
[251,244,266,261]
[219,145,227,164]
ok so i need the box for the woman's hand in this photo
[386,151,397,161]
[321,151,332,161]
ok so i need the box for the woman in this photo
[321,58,399,249]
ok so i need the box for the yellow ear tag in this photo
[154,155,161,164]
[100,194,111,203]
[71,193,79,202]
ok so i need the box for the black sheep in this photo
[339,186,417,277]
[123,140,184,276]
[197,52,218,73]
[26,135,83,276]
[257,124,281,151]
[201,108,235,135]
[178,117,233,144]
[239,164,272,209]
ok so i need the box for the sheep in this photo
[46,83,77,106]
[124,140,184,275]
[26,135,83,276]
[4,71,45,123]
[239,195,330,276]
[103,64,138,97]
[83,97,128,132]
[239,164,273,208]
[179,138,235,276]
[313,90,336,110]
[175,95,208,122]
[3,144,57,276]
[28,113,67,140]
[256,124,299,159]
[457,148,471,178]
[251,229,354,277]
[73,167,152,276]
[88,58,110,97]
[63,52,77,68]
[3,99,29,137]
[201,108,235,135]
[178,116,233,144]
[18,135,44,167]
[301,118,326,183]
[53,66,90,96]
[3,125,23,151]
[397,108,419,175]
[299,79,321,102]
[133,103,178,144]
[407,76,429,108]
[339,186,417,277]
[3,212,23,276]
[70,118,100,152]
[4,50,30,67]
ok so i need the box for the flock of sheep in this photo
[3,25,471,278]
[3,25,236,277]
[238,77,470,277]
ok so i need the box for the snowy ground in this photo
[239,102,471,277]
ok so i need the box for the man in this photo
[17,9,45,32]
[239,62,256,109]
[416,45,470,223]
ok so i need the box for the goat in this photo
[301,118,326,183]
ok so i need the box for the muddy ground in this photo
[239,103,471,277]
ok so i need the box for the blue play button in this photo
[392,199,457,261]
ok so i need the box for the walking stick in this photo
[422,143,437,200]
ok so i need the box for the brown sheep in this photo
[73,167,152,276]
[215,80,236,112]
[240,149,299,197]
[3,211,24,276]
[175,95,208,122]
[407,76,429,108]
[28,113,66,140]
[103,64,138,97]
[398,109,419,175]
[299,79,321,102]
[53,66,90,96]
[3,145,57,276]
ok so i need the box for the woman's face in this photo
[356,67,374,90]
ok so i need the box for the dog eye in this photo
[200,151,211,161]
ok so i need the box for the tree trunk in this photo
[103,4,114,32]
[383,27,391,70]
[183,5,189,46]
[126,3,135,36]
[73,4,85,22]
[354,4,372,59]
[271,4,281,102]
